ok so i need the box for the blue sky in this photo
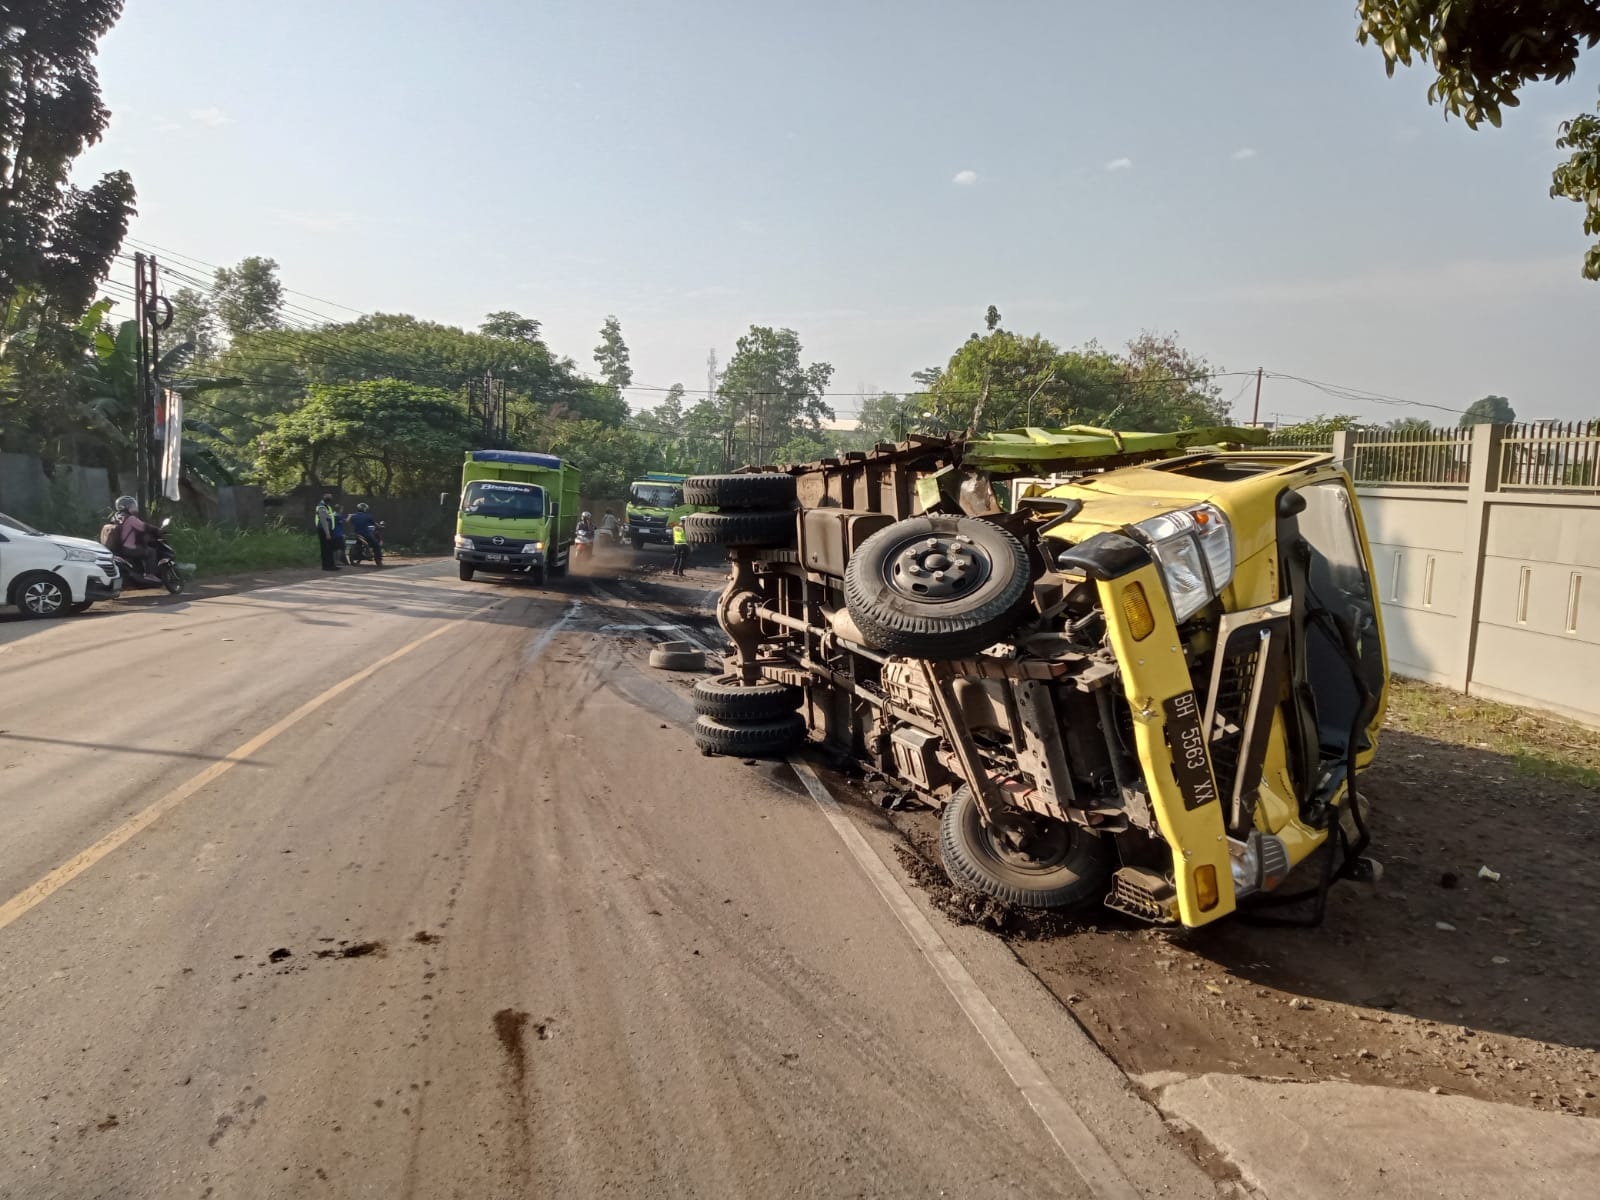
[78,0,1600,423]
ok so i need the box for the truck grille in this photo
[1104,866,1177,923]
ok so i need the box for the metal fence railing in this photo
[1265,429,1335,452]
[1348,426,1474,486]
[1499,420,1600,493]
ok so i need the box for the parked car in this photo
[0,511,122,617]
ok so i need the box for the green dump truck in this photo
[454,450,580,585]
[623,471,701,549]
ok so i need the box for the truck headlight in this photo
[522,542,543,554]
[1132,504,1234,622]
[453,535,473,550]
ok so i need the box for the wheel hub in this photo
[23,581,63,614]
[984,812,1074,873]
[884,533,990,600]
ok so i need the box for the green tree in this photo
[718,325,835,466]
[543,418,649,497]
[254,379,474,495]
[1357,1,1600,278]
[169,286,218,362]
[480,311,543,344]
[212,256,284,339]
[1460,394,1516,426]
[594,314,632,390]
[0,0,136,313]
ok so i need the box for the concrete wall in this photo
[0,453,111,527]
[1345,425,1600,728]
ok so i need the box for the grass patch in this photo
[166,522,316,578]
[1384,677,1600,790]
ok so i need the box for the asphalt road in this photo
[0,559,1213,1199]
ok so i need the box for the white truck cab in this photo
[0,511,122,618]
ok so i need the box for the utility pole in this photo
[132,253,171,510]
[1250,367,1263,427]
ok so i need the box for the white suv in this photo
[0,511,122,618]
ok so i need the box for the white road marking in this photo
[789,761,1142,1200]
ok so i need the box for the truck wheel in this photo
[844,515,1031,658]
[684,473,796,510]
[459,563,476,581]
[939,786,1113,909]
[692,674,803,721]
[531,563,548,586]
[12,572,69,618]
[692,713,806,757]
[683,510,795,547]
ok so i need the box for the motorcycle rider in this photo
[574,510,596,563]
[107,495,158,579]
[349,502,382,566]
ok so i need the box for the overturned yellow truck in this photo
[683,428,1387,929]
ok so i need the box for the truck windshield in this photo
[462,481,544,518]
[630,483,682,508]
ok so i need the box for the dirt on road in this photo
[881,681,1600,1118]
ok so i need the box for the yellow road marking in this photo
[0,607,489,934]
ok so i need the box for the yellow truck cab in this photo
[454,450,581,586]
[684,428,1388,929]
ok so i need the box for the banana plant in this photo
[81,319,243,490]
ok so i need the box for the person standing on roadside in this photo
[332,504,350,565]
[670,518,689,576]
[315,493,339,571]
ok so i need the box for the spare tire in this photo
[683,510,795,547]
[692,674,803,721]
[684,472,796,510]
[843,515,1031,657]
[692,713,806,757]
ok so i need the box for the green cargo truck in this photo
[454,450,581,585]
[624,471,702,549]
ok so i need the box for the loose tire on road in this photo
[692,713,805,758]
[459,563,476,581]
[939,786,1113,910]
[683,510,795,548]
[691,674,803,722]
[649,641,706,671]
[11,571,69,618]
[843,515,1031,658]
[683,473,796,510]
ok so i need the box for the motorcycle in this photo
[111,516,184,595]
[350,521,385,566]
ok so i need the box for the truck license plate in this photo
[485,553,509,563]
[1162,691,1219,811]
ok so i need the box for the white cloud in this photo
[1231,147,1257,161]
[1104,157,1133,172]
[952,169,978,185]
[190,107,230,128]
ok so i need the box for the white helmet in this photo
[582,511,593,519]
[114,495,138,513]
